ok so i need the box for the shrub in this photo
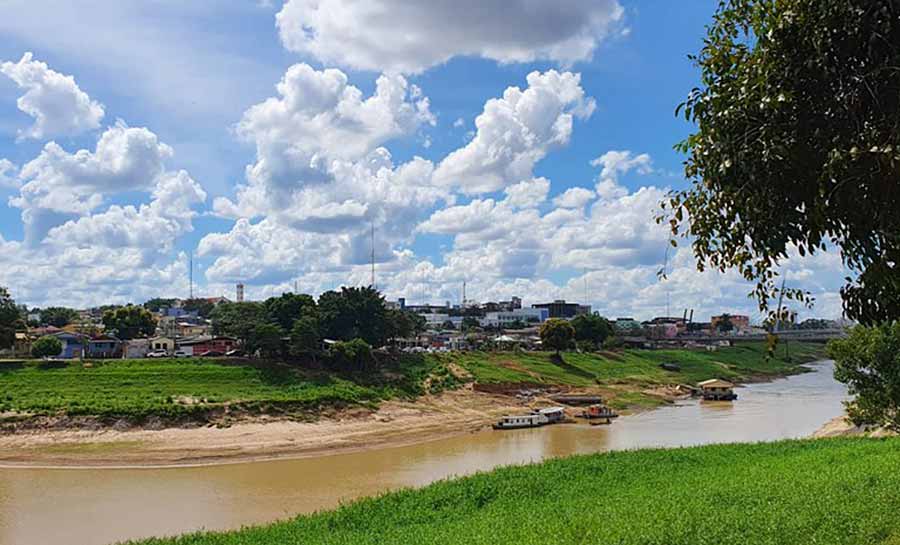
[829,324,900,432]
[328,338,374,371]
[32,335,63,358]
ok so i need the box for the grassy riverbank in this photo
[0,341,824,426]
[129,437,900,545]
[0,355,458,425]
[451,340,825,409]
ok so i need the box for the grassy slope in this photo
[0,341,824,421]
[0,356,456,421]
[443,341,826,409]
[130,437,900,545]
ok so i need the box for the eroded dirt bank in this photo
[0,385,633,468]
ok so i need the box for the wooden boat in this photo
[581,404,619,421]
[535,406,566,423]
[493,413,549,430]
[697,379,738,401]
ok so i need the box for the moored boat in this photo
[581,404,619,421]
[698,379,738,401]
[492,413,549,430]
[535,406,566,423]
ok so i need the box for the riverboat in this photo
[698,378,738,401]
[493,413,549,430]
[536,406,566,423]
[581,404,619,423]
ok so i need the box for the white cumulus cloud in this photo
[10,121,175,243]
[276,0,626,74]
[553,186,596,208]
[1,52,104,140]
[591,150,653,200]
[434,70,595,194]
[0,159,19,189]
[220,64,435,217]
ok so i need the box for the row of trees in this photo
[210,287,426,361]
[538,315,615,355]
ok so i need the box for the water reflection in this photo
[0,361,847,545]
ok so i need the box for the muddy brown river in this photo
[0,361,848,545]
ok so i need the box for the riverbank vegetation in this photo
[830,325,900,432]
[129,437,900,545]
[0,354,460,425]
[450,341,824,409]
[0,341,825,427]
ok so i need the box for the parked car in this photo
[147,349,168,358]
[173,350,191,358]
[224,349,244,357]
[198,350,224,357]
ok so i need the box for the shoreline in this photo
[0,360,830,470]
[0,386,560,469]
[0,383,686,470]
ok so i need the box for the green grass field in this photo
[128,437,900,545]
[444,341,825,408]
[0,355,456,422]
[0,341,825,422]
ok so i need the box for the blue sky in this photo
[0,1,844,322]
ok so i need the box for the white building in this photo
[480,308,548,328]
[420,313,464,330]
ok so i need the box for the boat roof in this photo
[698,378,734,388]
[538,407,565,413]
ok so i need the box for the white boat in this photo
[535,406,566,423]
[492,413,549,430]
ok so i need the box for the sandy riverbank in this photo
[0,385,604,468]
[812,415,896,439]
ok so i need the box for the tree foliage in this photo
[539,318,575,355]
[830,324,900,432]
[327,338,374,372]
[101,305,157,340]
[40,307,79,328]
[716,314,735,333]
[290,316,321,358]
[666,0,900,324]
[210,302,267,345]
[182,298,216,318]
[317,287,389,346]
[31,335,62,358]
[143,298,177,313]
[0,287,21,350]
[264,293,316,331]
[252,323,285,359]
[384,309,425,340]
[571,314,612,348]
[461,316,480,331]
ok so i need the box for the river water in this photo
[0,361,848,545]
